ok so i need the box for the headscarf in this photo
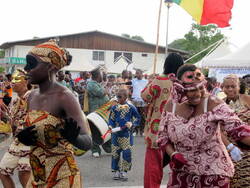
[171,68,207,103]
[28,39,70,69]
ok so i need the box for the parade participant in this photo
[108,89,140,181]
[106,75,119,98]
[17,40,92,188]
[206,77,222,96]
[65,71,75,90]
[87,67,110,157]
[74,71,87,83]
[0,69,31,188]
[157,64,250,188]
[128,71,133,81]
[242,74,250,94]
[3,74,13,106]
[57,70,67,87]
[116,70,130,91]
[141,53,184,188]
[131,69,148,136]
[222,74,250,187]
[74,72,90,111]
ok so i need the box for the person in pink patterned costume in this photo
[157,64,250,188]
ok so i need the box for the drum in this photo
[87,100,117,145]
[0,120,12,148]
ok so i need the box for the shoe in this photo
[113,171,120,180]
[92,152,100,158]
[120,171,128,181]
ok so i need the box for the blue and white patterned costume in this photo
[108,102,141,172]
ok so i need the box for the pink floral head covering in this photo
[171,68,207,103]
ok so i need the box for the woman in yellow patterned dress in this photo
[0,69,31,188]
[16,40,92,188]
[222,74,250,188]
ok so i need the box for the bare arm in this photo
[208,96,250,146]
[60,90,92,150]
[165,144,176,157]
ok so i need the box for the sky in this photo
[1,0,250,49]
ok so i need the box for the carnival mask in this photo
[11,69,26,83]
[181,69,205,84]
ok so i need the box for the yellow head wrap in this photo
[28,39,70,69]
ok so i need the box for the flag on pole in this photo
[172,0,234,28]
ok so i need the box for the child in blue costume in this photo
[108,89,141,181]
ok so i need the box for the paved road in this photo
[0,136,169,188]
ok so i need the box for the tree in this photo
[131,35,144,42]
[0,67,4,73]
[0,50,4,58]
[121,34,144,42]
[169,23,224,64]
[122,33,130,38]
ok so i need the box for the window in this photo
[114,52,122,61]
[113,52,133,63]
[123,52,132,62]
[142,53,148,57]
[92,51,105,61]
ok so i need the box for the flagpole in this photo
[165,0,173,58]
[153,0,163,75]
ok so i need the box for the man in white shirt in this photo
[131,69,148,136]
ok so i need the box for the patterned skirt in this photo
[231,151,250,188]
[27,174,82,188]
[167,171,230,188]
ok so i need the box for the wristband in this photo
[227,143,235,152]
[170,151,178,159]
[111,127,121,133]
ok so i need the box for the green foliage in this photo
[121,34,144,41]
[169,23,224,64]
[0,50,4,58]
[0,67,5,73]
[122,33,130,38]
[131,35,144,41]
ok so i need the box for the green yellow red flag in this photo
[172,0,234,28]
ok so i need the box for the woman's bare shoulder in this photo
[240,94,250,108]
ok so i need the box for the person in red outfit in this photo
[141,53,184,188]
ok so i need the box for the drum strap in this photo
[83,91,89,113]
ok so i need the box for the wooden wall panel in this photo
[1,32,188,57]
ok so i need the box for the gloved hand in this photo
[170,152,188,169]
[60,118,80,144]
[227,143,243,162]
[125,122,132,129]
[16,125,37,146]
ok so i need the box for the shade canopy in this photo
[195,40,232,68]
[204,42,250,68]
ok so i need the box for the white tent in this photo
[195,39,233,68]
[204,42,250,68]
